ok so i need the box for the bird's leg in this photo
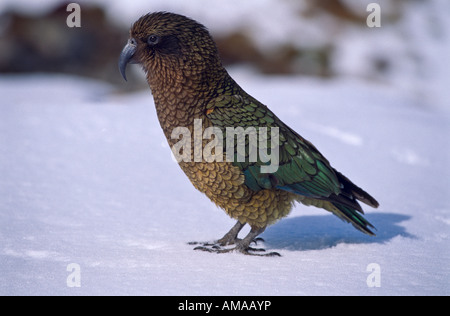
[231,226,281,257]
[193,225,281,257]
[216,221,245,246]
[188,221,245,249]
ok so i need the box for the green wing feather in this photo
[206,87,379,235]
[207,91,340,198]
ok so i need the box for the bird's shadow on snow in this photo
[262,212,413,251]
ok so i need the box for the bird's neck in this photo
[148,65,229,139]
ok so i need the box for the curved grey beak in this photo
[119,38,137,81]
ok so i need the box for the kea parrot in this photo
[119,12,379,256]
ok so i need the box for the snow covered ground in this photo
[0,69,449,295]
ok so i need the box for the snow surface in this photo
[0,70,449,296]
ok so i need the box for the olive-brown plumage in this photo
[119,12,379,256]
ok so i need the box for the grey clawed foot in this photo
[188,222,280,257]
[192,244,280,257]
[189,240,280,257]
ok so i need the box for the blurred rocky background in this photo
[0,3,127,85]
[0,0,448,102]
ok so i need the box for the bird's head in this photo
[119,12,223,85]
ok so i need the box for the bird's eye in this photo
[147,35,160,46]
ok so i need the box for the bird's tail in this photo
[296,196,377,235]
[295,170,379,236]
[335,170,379,209]
[329,202,376,236]
[328,170,379,235]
